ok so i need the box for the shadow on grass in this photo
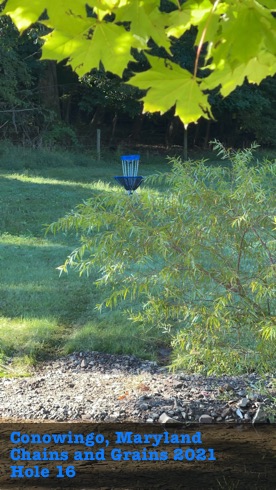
[0,242,162,368]
[0,170,169,372]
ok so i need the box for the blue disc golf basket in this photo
[114,155,144,195]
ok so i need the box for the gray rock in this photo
[210,411,218,417]
[139,403,150,410]
[238,397,250,408]
[158,412,180,424]
[252,406,267,424]
[112,411,120,418]
[221,407,231,418]
[105,416,119,422]
[140,394,151,400]
[172,381,183,389]
[199,414,213,423]
[236,408,243,419]
[237,390,246,397]
[224,384,233,392]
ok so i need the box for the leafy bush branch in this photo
[49,144,275,374]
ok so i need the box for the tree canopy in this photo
[1,0,276,127]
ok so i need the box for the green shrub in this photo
[40,123,79,150]
[49,143,276,374]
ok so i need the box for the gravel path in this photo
[0,352,275,424]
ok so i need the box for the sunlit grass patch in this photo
[0,316,63,375]
[62,313,160,361]
[0,173,119,193]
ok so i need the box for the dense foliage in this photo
[49,145,276,374]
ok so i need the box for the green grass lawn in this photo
[0,144,170,376]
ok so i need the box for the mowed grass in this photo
[0,144,169,376]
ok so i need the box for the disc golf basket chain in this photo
[114,155,144,194]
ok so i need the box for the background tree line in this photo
[1,13,276,153]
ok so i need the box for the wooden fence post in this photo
[97,128,101,161]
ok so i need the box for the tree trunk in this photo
[109,112,118,147]
[131,114,144,143]
[61,95,71,124]
[203,120,211,149]
[90,105,105,129]
[38,61,61,118]
[193,123,200,148]
[165,116,175,148]
[183,124,188,160]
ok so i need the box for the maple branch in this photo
[193,0,221,79]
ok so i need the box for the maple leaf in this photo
[259,0,276,9]
[203,53,276,97]
[44,1,87,30]
[128,55,212,127]
[2,0,44,31]
[85,0,125,22]
[199,1,276,95]
[40,15,94,62]
[42,22,135,77]
[204,2,276,69]
[116,0,171,51]
[166,0,213,39]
